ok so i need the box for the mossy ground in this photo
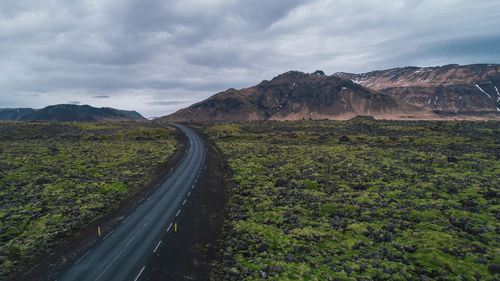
[0,122,178,279]
[206,120,500,280]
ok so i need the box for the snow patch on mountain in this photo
[475,84,492,99]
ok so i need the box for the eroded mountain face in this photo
[336,64,500,113]
[165,71,422,121]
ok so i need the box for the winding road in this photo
[55,124,205,281]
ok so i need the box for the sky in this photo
[1,0,500,117]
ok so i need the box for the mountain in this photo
[117,109,146,120]
[4,104,146,122]
[0,108,36,121]
[163,71,424,121]
[336,64,500,114]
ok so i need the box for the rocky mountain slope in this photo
[164,71,424,121]
[0,104,145,122]
[336,64,500,114]
[0,108,36,121]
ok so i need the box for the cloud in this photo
[1,0,500,117]
[147,101,185,106]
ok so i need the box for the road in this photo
[55,123,205,281]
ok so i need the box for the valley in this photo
[1,118,499,280]
[1,64,500,280]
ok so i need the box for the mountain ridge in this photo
[163,70,426,121]
[0,108,36,121]
[0,104,145,122]
[335,63,500,113]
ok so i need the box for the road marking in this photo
[147,197,151,201]
[133,266,145,281]
[126,235,136,246]
[103,230,113,240]
[192,184,194,189]
[75,250,91,264]
[188,191,191,196]
[176,209,181,217]
[153,241,162,253]
[167,223,173,231]
[95,252,122,280]
[182,199,187,205]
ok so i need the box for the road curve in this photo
[55,124,205,281]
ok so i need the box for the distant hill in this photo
[336,64,500,115]
[0,108,36,120]
[116,109,146,120]
[0,104,145,122]
[163,70,424,121]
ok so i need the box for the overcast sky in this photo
[1,0,500,117]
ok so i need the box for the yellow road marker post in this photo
[174,223,177,232]
[98,226,101,237]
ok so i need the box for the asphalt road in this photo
[55,124,205,281]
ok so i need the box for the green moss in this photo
[0,121,179,279]
[207,120,500,280]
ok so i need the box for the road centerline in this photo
[153,241,162,253]
[133,266,146,281]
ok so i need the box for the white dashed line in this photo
[153,241,162,253]
[176,209,181,217]
[75,250,91,265]
[122,215,131,223]
[103,230,113,240]
[95,252,122,280]
[182,199,186,205]
[167,223,173,231]
[133,266,145,281]
[126,235,136,246]
[188,191,191,196]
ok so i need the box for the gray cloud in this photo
[1,0,499,117]
[147,101,186,106]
